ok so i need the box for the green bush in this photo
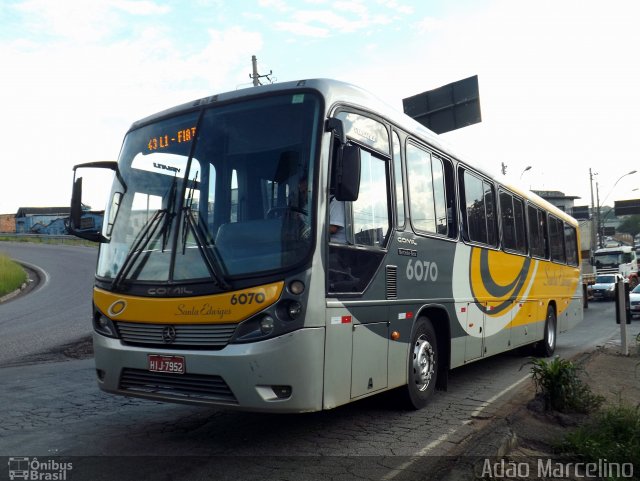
[529,356,604,413]
[563,404,640,478]
[0,254,27,297]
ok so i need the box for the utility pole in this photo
[589,168,598,254]
[250,55,273,87]
[596,180,601,248]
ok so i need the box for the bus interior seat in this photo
[214,219,283,270]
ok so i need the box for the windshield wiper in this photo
[182,208,230,290]
[112,209,166,290]
[181,171,230,290]
[162,175,178,251]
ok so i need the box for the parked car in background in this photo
[590,273,623,301]
[629,284,640,318]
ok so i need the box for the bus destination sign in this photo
[148,126,197,151]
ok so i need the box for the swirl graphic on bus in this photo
[468,247,532,316]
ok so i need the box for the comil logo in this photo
[8,457,73,480]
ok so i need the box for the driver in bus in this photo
[329,196,346,243]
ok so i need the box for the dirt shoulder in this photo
[439,338,640,480]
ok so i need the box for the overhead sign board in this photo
[571,205,590,219]
[614,199,640,216]
[402,75,481,134]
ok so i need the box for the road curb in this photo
[0,261,46,304]
[0,281,28,303]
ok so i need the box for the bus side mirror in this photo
[68,161,121,243]
[326,116,360,201]
[70,177,83,230]
[335,143,361,202]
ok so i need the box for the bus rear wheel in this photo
[403,317,438,409]
[535,305,556,357]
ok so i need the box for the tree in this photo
[616,215,640,239]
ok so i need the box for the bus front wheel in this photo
[403,317,438,409]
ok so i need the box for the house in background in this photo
[12,207,103,235]
[531,190,581,214]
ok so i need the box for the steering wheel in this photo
[266,206,308,219]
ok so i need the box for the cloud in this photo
[112,0,171,15]
[268,1,399,38]
[0,13,263,213]
[275,21,330,38]
[258,0,289,12]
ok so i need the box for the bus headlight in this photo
[93,312,118,338]
[287,301,303,320]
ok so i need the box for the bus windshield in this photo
[97,92,321,284]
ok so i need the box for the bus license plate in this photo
[148,355,185,374]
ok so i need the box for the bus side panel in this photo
[323,304,391,408]
[559,282,584,332]
[323,313,353,410]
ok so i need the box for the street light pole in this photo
[598,170,637,247]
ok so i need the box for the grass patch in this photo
[563,403,640,478]
[0,235,97,247]
[529,356,604,413]
[0,254,27,297]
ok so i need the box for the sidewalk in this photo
[437,323,640,480]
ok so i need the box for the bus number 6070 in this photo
[406,259,438,282]
[230,292,266,305]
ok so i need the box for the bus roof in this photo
[129,78,577,226]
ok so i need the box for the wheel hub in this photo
[413,334,435,392]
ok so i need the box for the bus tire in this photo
[535,305,556,357]
[402,317,438,409]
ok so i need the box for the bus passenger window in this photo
[328,145,390,294]
[351,150,390,247]
[407,144,448,236]
[564,224,578,266]
[461,169,497,247]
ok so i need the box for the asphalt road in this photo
[0,242,97,365]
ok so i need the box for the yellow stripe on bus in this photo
[94,282,284,324]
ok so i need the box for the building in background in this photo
[0,214,16,233]
[531,190,580,213]
[9,207,103,235]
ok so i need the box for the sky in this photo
[2,0,640,215]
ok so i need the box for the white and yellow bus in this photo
[69,79,583,412]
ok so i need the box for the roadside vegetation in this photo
[529,356,604,413]
[529,355,639,478]
[0,254,27,297]
[0,235,97,247]
[563,403,640,475]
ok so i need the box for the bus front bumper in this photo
[93,327,326,413]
